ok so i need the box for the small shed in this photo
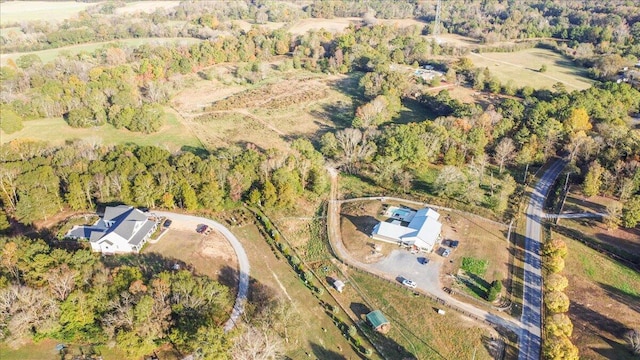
[333,279,345,293]
[366,310,391,334]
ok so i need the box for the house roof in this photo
[366,310,389,328]
[67,205,155,250]
[333,280,345,290]
[372,208,442,249]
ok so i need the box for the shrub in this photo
[543,334,579,360]
[545,256,565,274]
[543,238,568,258]
[546,273,568,293]
[487,280,502,301]
[461,257,489,276]
[545,291,570,313]
[315,286,324,296]
[348,325,357,336]
[364,348,373,356]
[545,314,573,338]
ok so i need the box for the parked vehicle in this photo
[402,279,417,288]
[442,249,451,257]
[197,225,209,234]
[449,240,459,249]
[163,219,172,227]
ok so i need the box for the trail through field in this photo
[470,52,582,89]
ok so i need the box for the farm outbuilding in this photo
[366,310,390,334]
[333,279,345,293]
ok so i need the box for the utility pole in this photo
[433,0,442,38]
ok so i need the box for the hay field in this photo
[0,109,201,152]
[0,1,95,25]
[469,48,594,90]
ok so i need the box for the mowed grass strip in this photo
[349,271,496,360]
[0,109,202,151]
[469,48,593,90]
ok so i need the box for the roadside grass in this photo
[0,109,202,152]
[348,270,497,360]
[1,38,201,65]
[560,233,640,359]
[0,339,127,360]
[0,1,94,25]
[469,48,593,90]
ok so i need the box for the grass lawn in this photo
[0,109,202,152]
[0,1,94,25]
[347,270,500,359]
[1,339,127,360]
[469,48,594,90]
[561,233,640,359]
[1,38,201,65]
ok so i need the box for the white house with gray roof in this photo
[67,205,157,253]
[371,207,442,252]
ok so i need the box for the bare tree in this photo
[494,138,516,173]
[47,265,77,301]
[232,325,283,360]
[335,128,377,174]
[625,329,640,355]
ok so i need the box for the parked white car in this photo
[402,279,417,288]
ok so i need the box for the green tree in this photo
[582,161,604,197]
[0,105,24,134]
[622,195,640,228]
[486,280,502,301]
[65,173,88,211]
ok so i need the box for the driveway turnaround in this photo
[518,159,566,360]
[154,211,250,332]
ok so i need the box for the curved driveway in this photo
[154,211,250,332]
[518,159,566,360]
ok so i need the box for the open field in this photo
[144,225,238,282]
[171,69,358,151]
[561,233,640,359]
[233,224,369,359]
[346,269,500,359]
[469,48,594,90]
[0,1,94,25]
[1,338,127,360]
[114,1,180,15]
[0,37,201,64]
[0,109,201,152]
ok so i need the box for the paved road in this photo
[154,211,250,332]
[542,212,606,219]
[325,167,523,335]
[518,160,567,360]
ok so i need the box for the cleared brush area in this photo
[469,48,593,90]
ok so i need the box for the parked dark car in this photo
[163,219,172,228]
[197,225,209,234]
[450,240,459,249]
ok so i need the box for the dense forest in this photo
[0,236,233,358]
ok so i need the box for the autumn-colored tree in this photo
[543,334,579,360]
[546,314,574,338]
[582,161,604,197]
[545,291,570,313]
[545,273,568,293]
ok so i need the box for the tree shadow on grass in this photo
[592,334,638,360]
[597,282,640,314]
[310,342,347,360]
[217,264,239,291]
[100,251,188,279]
[570,301,631,340]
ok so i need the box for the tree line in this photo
[0,139,327,227]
